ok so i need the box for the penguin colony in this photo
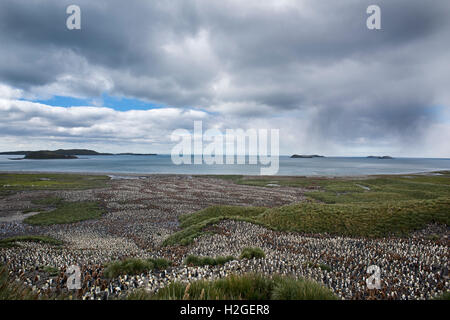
[0,175,448,300]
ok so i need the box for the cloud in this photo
[0,0,449,156]
[0,98,209,151]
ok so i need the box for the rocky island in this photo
[24,152,78,160]
[367,156,394,159]
[290,154,325,158]
[1,149,158,159]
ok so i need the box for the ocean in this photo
[0,154,449,176]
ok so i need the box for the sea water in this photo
[0,155,449,176]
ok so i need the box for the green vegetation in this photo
[166,173,450,245]
[0,173,109,196]
[0,265,67,300]
[184,255,236,267]
[184,247,265,267]
[271,277,337,300]
[0,235,63,248]
[22,208,39,214]
[240,247,266,259]
[163,206,266,246]
[127,273,337,300]
[258,198,449,237]
[31,197,64,206]
[0,265,39,300]
[303,262,332,272]
[434,291,450,300]
[147,258,172,270]
[104,257,172,278]
[105,258,154,278]
[41,266,59,276]
[24,201,104,226]
[204,172,450,197]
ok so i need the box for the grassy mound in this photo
[127,273,337,300]
[240,247,265,259]
[147,258,172,270]
[0,235,63,248]
[24,201,104,225]
[104,257,172,278]
[258,198,449,237]
[0,173,109,195]
[164,174,450,245]
[184,255,236,267]
[271,277,337,300]
[434,291,450,300]
[163,206,265,246]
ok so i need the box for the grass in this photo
[24,201,104,225]
[258,198,449,237]
[0,235,63,248]
[31,197,64,206]
[41,266,59,276]
[184,255,236,267]
[303,262,332,272]
[0,265,68,300]
[147,258,172,270]
[0,265,39,300]
[165,174,450,245]
[0,173,109,195]
[163,206,266,246]
[271,277,337,300]
[434,291,450,300]
[127,273,337,300]
[104,257,172,278]
[240,247,265,259]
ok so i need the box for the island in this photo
[0,149,112,156]
[290,154,325,158]
[1,149,157,160]
[116,153,157,156]
[367,156,394,159]
[24,152,78,160]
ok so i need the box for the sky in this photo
[0,0,449,157]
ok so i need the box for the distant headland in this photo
[290,154,325,159]
[367,156,394,159]
[1,149,157,160]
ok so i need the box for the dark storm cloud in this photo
[0,0,449,155]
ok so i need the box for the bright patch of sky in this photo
[24,94,168,111]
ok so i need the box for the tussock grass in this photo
[104,257,172,278]
[31,197,64,206]
[163,206,265,246]
[434,291,450,300]
[184,255,236,267]
[179,205,266,228]
[0,265,39,300]
[258,198,450,237]
[24,201,104,226]
[41,266,59,276]
[0,173,109,194]
[104,258,154,278]
[127,273,337,300]
[240,247,265,259]
[271,277,337,300]
[147,258,172,270]
[165,174,450,245]
[0,235,63,248]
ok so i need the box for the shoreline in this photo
[0,169,447,179]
